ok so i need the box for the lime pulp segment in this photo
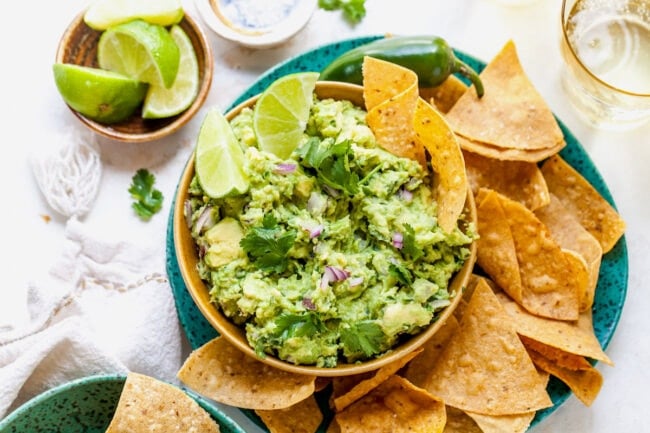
[142,25,199,119]
[97,19,180,88]
[195,108,249,199]
[253,72,319,160]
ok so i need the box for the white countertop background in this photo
[1,0,649,431]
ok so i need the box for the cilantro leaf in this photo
[389,262,414,286]
[296,139,359,195]
[128,168,163,221]
[340,321,385,358]
[318,0,366,23]
[273,312,326,340]
[401,224,424,260]
[240,214,296,273]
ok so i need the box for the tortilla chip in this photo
[475,188,523,303]
[540,154,626,253]
[466,410,536,433]
[443,406,483,433]
[480,188,582,320]
[331,348,423,412]
[105,372,220,433]
[363,56,427,167]
[413,98,468,232]
[177,336,316,410]
[456,134,566,162]
[256,394,323,433]
[495,289,613,365]
[526,347,603,406]
[422,279,552,415]
[445,40,564,153]
[535,193,603,310]
[335,375,446,433]
[419,74,468,114]
[403,316,460,388]
[464,149,550,210]
[520,335,594,371]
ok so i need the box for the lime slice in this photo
[97,19,180,88]
[195,108,249,199]
[253,72,319,160]
[84,0,184,30]
[53,63,147,124]
[142,25,199,119]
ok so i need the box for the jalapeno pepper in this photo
[320,36,485,98]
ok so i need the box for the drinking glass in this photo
[560,0,650,130]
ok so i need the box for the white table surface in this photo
[2,0,649,431]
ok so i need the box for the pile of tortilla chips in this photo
[175,40,626,433]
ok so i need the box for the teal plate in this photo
[166,35,628,432]
[0,374,246,433]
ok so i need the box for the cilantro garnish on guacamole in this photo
[185,97,475,367]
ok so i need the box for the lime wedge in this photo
[53,63,147,124]
[84,0,184,30]
[97,19,180,88]
[253,72,319,160]
[142,25,199,119]
[195,108,249,199]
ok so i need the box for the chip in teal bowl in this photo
[0,373,246,433]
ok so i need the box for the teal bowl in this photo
[0,374,246,433]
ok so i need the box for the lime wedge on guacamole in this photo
[195,108,249,199]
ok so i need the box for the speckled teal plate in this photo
[166,35,628,432]
[0,374,246,433]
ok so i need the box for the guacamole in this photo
[186,96,475,367]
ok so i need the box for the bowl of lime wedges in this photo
[54,0,213,143]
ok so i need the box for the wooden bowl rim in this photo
[173,82,478,377]
[55,10,214,143]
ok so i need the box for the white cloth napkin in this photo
[0,216,183,419]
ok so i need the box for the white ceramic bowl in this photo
[194,0,317,49]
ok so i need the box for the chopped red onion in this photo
[392,232,404,249]
[302,297,316,310]
[320,266,350,288]
[274,163,297,174]
[348,277,364,287]
[322,184,340,198]
[195,206,215,233]
[309,224,324,239]
[398,188,413,202]
[307,192,327,215]
[184,199,193,229]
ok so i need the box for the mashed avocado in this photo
[186,96,475,367]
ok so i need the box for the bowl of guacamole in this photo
[174,82,477,376]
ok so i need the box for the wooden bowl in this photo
[55,11,213,143]
[173,82,477,377]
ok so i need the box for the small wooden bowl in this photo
[55,11,213,143]
[173,81,478,377]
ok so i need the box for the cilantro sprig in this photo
[401,224,424,260]
[274,312,327,340]
[318,0,367,23]
[129,168,164,221]
[340,321,385,358]
[296,138,359,195]
[239,214,296,273]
